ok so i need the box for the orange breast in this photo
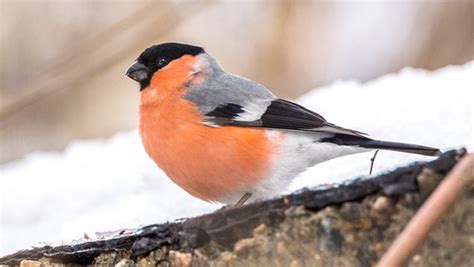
[139,56,277,202]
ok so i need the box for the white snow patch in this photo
[1,62,473,256]
[290,62,473,191]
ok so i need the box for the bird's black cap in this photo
[126,42,205,90]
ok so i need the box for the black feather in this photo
[205,99,365,136]
[134,43,204,90]
[261,99,326,125]
[321,134,441,156]
[206,103,244,119]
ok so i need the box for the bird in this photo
[126,42,440,206]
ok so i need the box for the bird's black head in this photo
[126,42,205,90]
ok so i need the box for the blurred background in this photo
[1,0,473,163]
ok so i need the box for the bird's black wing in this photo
[205,99,441,156]
[205,98,367,137]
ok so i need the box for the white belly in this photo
[218,130,367,204]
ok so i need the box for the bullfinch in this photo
[126,42,440,206]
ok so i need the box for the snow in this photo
[1,62,473,256]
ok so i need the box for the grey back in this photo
[183,54,276,115]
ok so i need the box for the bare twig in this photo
[377,153,474,267]
[234,192,252,207]
[369,150,379,175]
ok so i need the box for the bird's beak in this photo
[126,61,149,83]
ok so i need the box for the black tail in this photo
[322,134,441,156]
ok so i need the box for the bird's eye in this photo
[157,58,168,68]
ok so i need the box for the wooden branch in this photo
[378,153,474,266]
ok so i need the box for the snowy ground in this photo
[1,62,473,256]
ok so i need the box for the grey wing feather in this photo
[184,64,366,137]
[183,70,276,115]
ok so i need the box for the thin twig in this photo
[377,153,474,267]
[369,150,379,175]
[234,192,252,207]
